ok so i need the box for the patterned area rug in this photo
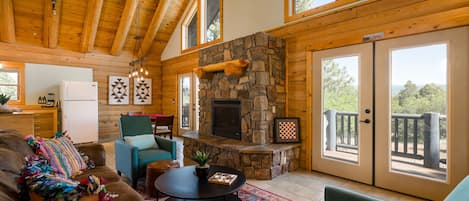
[137,180,292,201]
[237,183,293,201]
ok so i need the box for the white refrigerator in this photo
[60,81,99,144]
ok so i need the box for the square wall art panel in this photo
[108,76,129,105]
[134,78,152,105]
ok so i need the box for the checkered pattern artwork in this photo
[274,118,300,143]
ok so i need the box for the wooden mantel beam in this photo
[43,0,62,48]
[80,0,104,53]
[139,0,170,57]
[111,0,138,56]
[0,0,16,43]
[194,59,250,79]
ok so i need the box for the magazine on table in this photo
[208,172,238,185]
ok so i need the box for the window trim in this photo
[284,0,371,23]
[180,0,223,53]
[0,61,25,105]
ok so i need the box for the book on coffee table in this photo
[208,172,238,185]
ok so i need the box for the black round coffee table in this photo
[154,165,246,201]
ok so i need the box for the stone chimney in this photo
[198,32,286,144]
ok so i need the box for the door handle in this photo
[360,119,371,124]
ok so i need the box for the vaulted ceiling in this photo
[0,0,189,59]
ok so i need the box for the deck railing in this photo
[324,110,446,169]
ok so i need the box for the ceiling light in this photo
[128,3,148,80]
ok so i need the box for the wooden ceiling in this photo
[0,0,190,59]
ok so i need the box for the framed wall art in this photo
[273,117,301,143]
[108,76,129,105]
[134,78,152,105]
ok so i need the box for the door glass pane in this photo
[180,76,191,129]
[322,55,359,163]
[195,78,200,130]
[390,44,447,181]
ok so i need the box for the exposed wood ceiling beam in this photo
[43,0,62,48]
[139,0,170,57]
[111,0,138,56]
[80,0,104,53]
[0,0,16,43]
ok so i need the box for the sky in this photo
[323,43,447,86]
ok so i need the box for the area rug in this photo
[237,183,293,201]
[137,179,292,201]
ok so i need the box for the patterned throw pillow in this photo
[40,136,88,178]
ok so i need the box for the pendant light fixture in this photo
[128,2,149,80]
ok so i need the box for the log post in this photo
[325,109,337,151]
[194,59,249,79]
[423,112,440,169]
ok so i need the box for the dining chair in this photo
[154,115,174,139]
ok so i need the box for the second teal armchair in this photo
[115,115,176,187]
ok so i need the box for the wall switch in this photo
[272,106,276,113]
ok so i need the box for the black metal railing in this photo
[324,109,447,169]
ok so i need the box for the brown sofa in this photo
[0,130,143,201]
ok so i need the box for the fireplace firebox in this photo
[212,99,241,140]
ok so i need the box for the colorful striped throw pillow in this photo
[40,137,87,178]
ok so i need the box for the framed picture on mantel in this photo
[273,117,301,143]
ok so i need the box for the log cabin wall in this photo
[161,52,199,133]
[0,0,190,141]
[161,0,469,169]
[0,43,162,141]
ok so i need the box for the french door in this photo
[374,27,469,200]
[312,43,374,184]
[178,72,199,134]
[312,27,469,200]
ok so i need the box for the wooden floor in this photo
[102,137,426,201]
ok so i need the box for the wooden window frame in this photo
[181,0,223,54]
[0,61,25,105]
[284,0,370,23]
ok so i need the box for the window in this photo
[200,0,221,43]
[0,62,24,105]
[182,3,198,49]
[181,0,223,52]
[295,0,335,13]
[285,0,366,22]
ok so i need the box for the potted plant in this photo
[192,150,211,180]
[0,93,11,110]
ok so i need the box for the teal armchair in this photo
[115,116,176,187]
[444,175,469,201]
[325,175,469,201]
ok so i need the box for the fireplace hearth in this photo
[212,99,241,140]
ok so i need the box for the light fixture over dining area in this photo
[128,2,149,80]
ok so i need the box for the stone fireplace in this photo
[198,32,286,144]
[183,32,299,180]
